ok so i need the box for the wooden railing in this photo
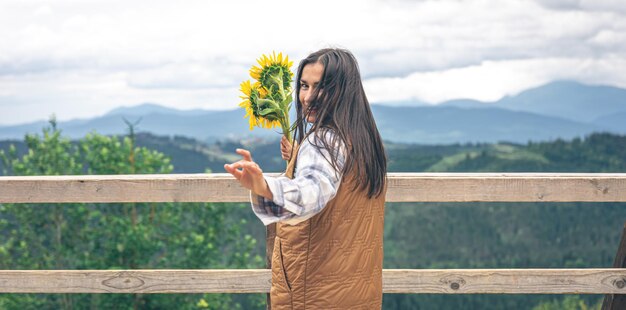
[1,173,626,295]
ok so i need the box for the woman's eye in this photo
[300,84,308,90]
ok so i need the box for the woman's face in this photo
[299,62,324,123]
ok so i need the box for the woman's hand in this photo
[280,135,293,161]
[224,149,273,199]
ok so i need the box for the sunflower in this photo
[249,51,294,102]
[238,52,294,148]
[239,80,280,130]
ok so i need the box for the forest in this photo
[1,120,625,309]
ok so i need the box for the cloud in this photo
[364,56,626,103]
[0,0,625,125]
[126,61,248,90]
[536,0,581,10]
[359,0,626,77]
[0,69,240,125]
[2,0,623,78]
[535,0,626,13]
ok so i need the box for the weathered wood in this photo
[386,173,626,202]
[0,174,242,203]
[1,173,626,203]
[602,222,626,309]
[2,174,625,297]
[383,269,626,294]
[2,269,626,294]
[0,269,270,293]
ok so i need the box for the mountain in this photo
[1,81,624,144]
[442,80,626,123]
[105,103,214,117]
[0,104,602,144]
[593,111,626,132]
[0,107,279,142]
[0,121,49,140]
[370,105,602,144]
[440,99,495,109]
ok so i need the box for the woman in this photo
[224,48,387,309]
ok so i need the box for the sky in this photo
[0,0,625,125]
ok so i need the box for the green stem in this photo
[268,70,293,167]
[279,95,291,143]
[257,98,280,112]
[280,118,291,167]
[278,80,286,102]
[280,118,291,143]
[270,71,287,103]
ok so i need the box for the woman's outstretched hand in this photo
[224,149,273,199]
[280,135,293,161]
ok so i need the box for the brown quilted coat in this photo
[269,148,386,309]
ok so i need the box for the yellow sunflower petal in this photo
[257,54,269,67]
[240,80,252,96]
[250,66,262,80]
[252,82,268,98]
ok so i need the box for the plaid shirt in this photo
[251,131,346,226]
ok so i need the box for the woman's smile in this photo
[299,62,324,123]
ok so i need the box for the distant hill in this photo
[439,99,495,109]
[371,105,602,144]
[105,103,214,117]
[443,80,626,123]
[498,80,626,123]
[0,103,614,145]
[1,81,625,144]
[593,111,626,132]
[0,104,279,142]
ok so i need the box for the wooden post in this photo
[266,223,276,310]
[602,222,626,310]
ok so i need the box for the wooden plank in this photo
[602,222,626,309]
[0,174,241,203]
[2,269,626,294]
[383,269,626,294]
[386,173,626,202]
[1,173,626,203]
[0,269,271,294]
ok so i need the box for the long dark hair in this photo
[292,48,387,198]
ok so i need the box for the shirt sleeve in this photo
[250,131,346,226]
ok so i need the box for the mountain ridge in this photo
[2,80,624,144]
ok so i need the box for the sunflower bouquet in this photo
[239,52,294,143]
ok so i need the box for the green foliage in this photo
[380,133,626,309]
[0,119,263,309]
[3,123,626,309]
[0,118,82,176]
[446,134,626,172]
[532,295,601,310]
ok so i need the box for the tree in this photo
[0,118,263,309]
[532,296,601,310]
